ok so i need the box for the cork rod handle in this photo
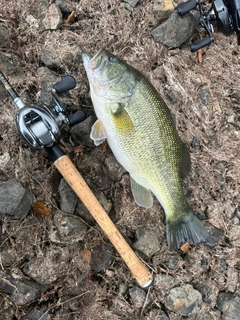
[54,155,153,288]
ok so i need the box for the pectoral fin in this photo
[130,176,153,208]
[111,103,134,133]
[90,119,107,146]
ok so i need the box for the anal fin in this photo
[130,176,153,208]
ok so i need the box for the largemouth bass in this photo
[82,48,213,251]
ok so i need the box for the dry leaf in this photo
[73,145,84,153]
[64,11,75,25]
[33,202,51,216]
[80,249,92,263]
[180,241,190,252]
[197,49,203,64]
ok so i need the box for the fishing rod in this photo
[0,71,153,288]
[177,0,240,52]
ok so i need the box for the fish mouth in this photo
[82,48,105,72]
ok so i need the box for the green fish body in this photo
[82,48,213,251]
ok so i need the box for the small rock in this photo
[144,309,169,320]
[41,3,63,30]
[0,246,19,267]
[23,247,69,284]
[76,148,112,190]
[195,312,216,320]
[33,172,46,183]
[205,222,224,244]
[159,312,170,320]
[165,284,202,316]
[161,255,184,271]
[216,292,240,320]
[91,243,114,272]
[0,271,41,306]
[37,67,59,105]
[221,123,235,132]
[59,178,78,214]
[217,258,228,272]
[119,282,128,294]
[70,115,95,148]
[164,88,181,104]
[26,307,52,320]
[133,227,160,258]
[231,91,240,103]
[76,200,95,225]
[198,88,212,106]
[184,249,210,274]
[123,0,140,7]
[151,10,200,48]
[40,49,58,69]
[29,0,49,19]
[53,210,87,239]
[0,178,33,219]
[40,34,82,70]
[104,154,126,181]
[193,283,213,304]
[0,52,23,75]
[129,286,146,308]
[226,268,238,293]
[56,0,71,13]
[153,0,175,20]
[154,274,176,296]
[0,25,8,47]
[232,217,240,225]
[0,152,10,169]
[191,137,201,149]
[227,115,235,123]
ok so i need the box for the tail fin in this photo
[166,212,215,251]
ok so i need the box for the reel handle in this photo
[177,0,197,16]
[190,36,212,52]
[68,110,86,127]
[54,75,76,94]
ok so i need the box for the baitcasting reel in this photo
[177,0,240,52]
[0,72,86,150]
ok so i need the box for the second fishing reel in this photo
[177,0,240,51]
[15,76,85,150]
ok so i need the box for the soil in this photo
[0,0,240,319]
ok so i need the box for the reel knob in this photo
[54,75,76,94]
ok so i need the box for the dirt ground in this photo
[0,0,240,319]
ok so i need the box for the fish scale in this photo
[82,48,214,251]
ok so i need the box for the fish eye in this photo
[108,56,118,63]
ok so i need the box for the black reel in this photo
[177,0,240,52]
[0,72,86,150]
